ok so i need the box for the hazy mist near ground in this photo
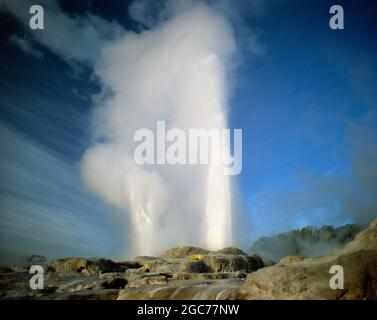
[249,223,363,262]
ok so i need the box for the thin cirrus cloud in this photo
[8,34,43,58]
[0,0,124,65]
[0,123,119,265]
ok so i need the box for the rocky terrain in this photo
[0,219,376,300]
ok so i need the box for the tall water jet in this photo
[197,55,232,250]
[205,159,232,250]
[81,4,237,256]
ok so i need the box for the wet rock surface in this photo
[47,257,128,274]
[0,246,264,300]
[1,219,376,300]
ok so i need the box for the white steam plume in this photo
[81,4,237,256]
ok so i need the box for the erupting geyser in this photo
[81,4,237,256]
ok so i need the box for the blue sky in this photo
[229,0,377,236]
[0,0,376,262]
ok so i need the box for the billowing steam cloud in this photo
[81,4,238,256]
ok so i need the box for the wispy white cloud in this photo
[1,0,124,65]
[8,34,43,58]
[0,124,120,265]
